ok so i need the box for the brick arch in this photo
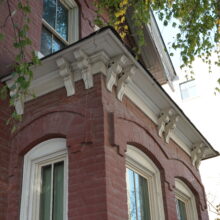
[173,169,207,212]
[11,110,86,154]
[7,110,87,220]
[111,114,208,220]
[174,176,208,219]
[113,116,173,185]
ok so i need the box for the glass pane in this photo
[138,175,151,220]
[43,0,56,28]
[40,165,52,220]
[180,80,197,100]
[52,36,65,53]
[52,161,64,220]
[41,27,52,56]
[127,168,151,220]
[127,169,137,220]
[134,173,141,220]
[56,0,68,40]
[176,199,187,220]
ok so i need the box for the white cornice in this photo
[2,28,218,163]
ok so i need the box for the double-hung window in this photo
[175,178,198,220]
[20,138,68,220]
[39,160,65,220]
[41,0,79,56]
[126,145,165,220]
[126,168,151,219]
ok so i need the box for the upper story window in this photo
[175,178,198,220]
[20,138,68,220]
[126,145,165,220]
[41,0,79,56]
[179,79,197,100]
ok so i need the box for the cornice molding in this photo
[2,28,218,161]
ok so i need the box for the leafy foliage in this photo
[0,0,40,129]
[0,0,219,129]
[96,0,220,75]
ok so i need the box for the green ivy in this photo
[0,0,40,130]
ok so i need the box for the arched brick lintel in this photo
[11,110,88,156]
[111,114,207,217]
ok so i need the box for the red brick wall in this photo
[0,0,43,77]
[0,1,209,219]
[0,0,97,78]
[0,75,209,220]
[0,84,11,220]
[100,74,209,220]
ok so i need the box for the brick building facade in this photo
[0,1,218,220]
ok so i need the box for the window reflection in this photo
[41,27,52,56]
[57,0,68,40]
[43,0,56,28]
[41,0,68,56]
[126,168,151,220]
[176,199,187,220]
[41,26,65,56]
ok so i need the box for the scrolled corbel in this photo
[157,108,179,143]
[116,65,137,101]
[164,114,179,143]
[191,143,207,168]
[73,49,93,89]
[56,57,75,97]
[157,108,174,138]
[106,55,129,92]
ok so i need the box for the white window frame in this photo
[175,178,198,220]
[40,0,79,56]
[20,138,68,220]
[126,145,165,220]
[179,79,198,100]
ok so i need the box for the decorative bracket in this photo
[73,49,93,89]
[56,57,75,97]
[106,55,129,92]
[6,79,24,115]
[157,108,179,143]
[191,143,207,168]
[116,65,137,101]
[164,114,179,143]
[158,109,173,137]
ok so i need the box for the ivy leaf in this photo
[0,33,4,41]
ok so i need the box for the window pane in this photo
[56,0,68,40]
[180,80,197,100]
[52,36,65,53]
[53,161,64,220]
[41,27,52,56]
[40,165,52,220]
[127,169,137,220]
[126,168,151,220]
[138,175,151,220]
[176,199,187,220]
[43,0,56,28]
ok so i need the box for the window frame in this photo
[126,145,165,220]
[179,79,197,100]
[19,138,68,220]
[41,0,79,55]
[175,178,198,220]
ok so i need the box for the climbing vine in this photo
[0,0,220,128]
[0,0,40,129]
